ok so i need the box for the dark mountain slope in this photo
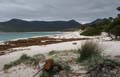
[0,19,81,32]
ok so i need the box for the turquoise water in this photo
[0,32,61,41]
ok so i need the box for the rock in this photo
[72,42,77,45]
[102,37,112,41]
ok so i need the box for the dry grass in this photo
[77,41,102,62]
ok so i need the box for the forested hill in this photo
[0,19,81,32]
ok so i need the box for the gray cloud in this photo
[0,0,120,23]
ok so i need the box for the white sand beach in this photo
[0,32,120,77]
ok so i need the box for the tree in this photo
[117,7,120,11]
[110,25,120,39]
[109,17,113,22]
[117,7,120,18]
[81,27,102,36]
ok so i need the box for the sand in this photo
[0,31,120,77]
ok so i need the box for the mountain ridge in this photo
[0,19,81,32]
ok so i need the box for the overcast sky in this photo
[0,0,120,23]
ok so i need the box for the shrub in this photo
[81,54,104,68]
[48,51,58,55]
[19,54,31,60]
[110,25,120,39]
[77,41,102,62]
[39,71,49,77]
[4,63,13,70]
[33,54,45,60]
[32,54,45,66]
[55,60,71,72]
[3,54,45,70]
[81,27,101,36]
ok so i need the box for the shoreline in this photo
[0,31,64,42]
[0,31,90,55]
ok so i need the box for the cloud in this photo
[0,0,119,23]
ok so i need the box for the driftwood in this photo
[86,59,120,77]
[69,72,86,77]
[32,69,42,77]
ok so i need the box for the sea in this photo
[0,32,62,41]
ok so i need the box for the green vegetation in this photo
[80,27,102,36]
[80,54,104,68]
[55,60,71,72]
[81,18,112,36]
[77,41,102,62]
[4,54,45,70]
[39,60,71,77]
[110,25,120,39]
[81,7,120,40]
[77,40,120,71]
[117,6,120,11]
[40,71,49,77]
[77,41,104,68]
[48,51,58,55]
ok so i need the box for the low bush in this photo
[55,60,71,72]
[48,51,58,55]
[77,41,102,63]
[3,54,45,70]
[80,27,101,36]
[4,63,13,70]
